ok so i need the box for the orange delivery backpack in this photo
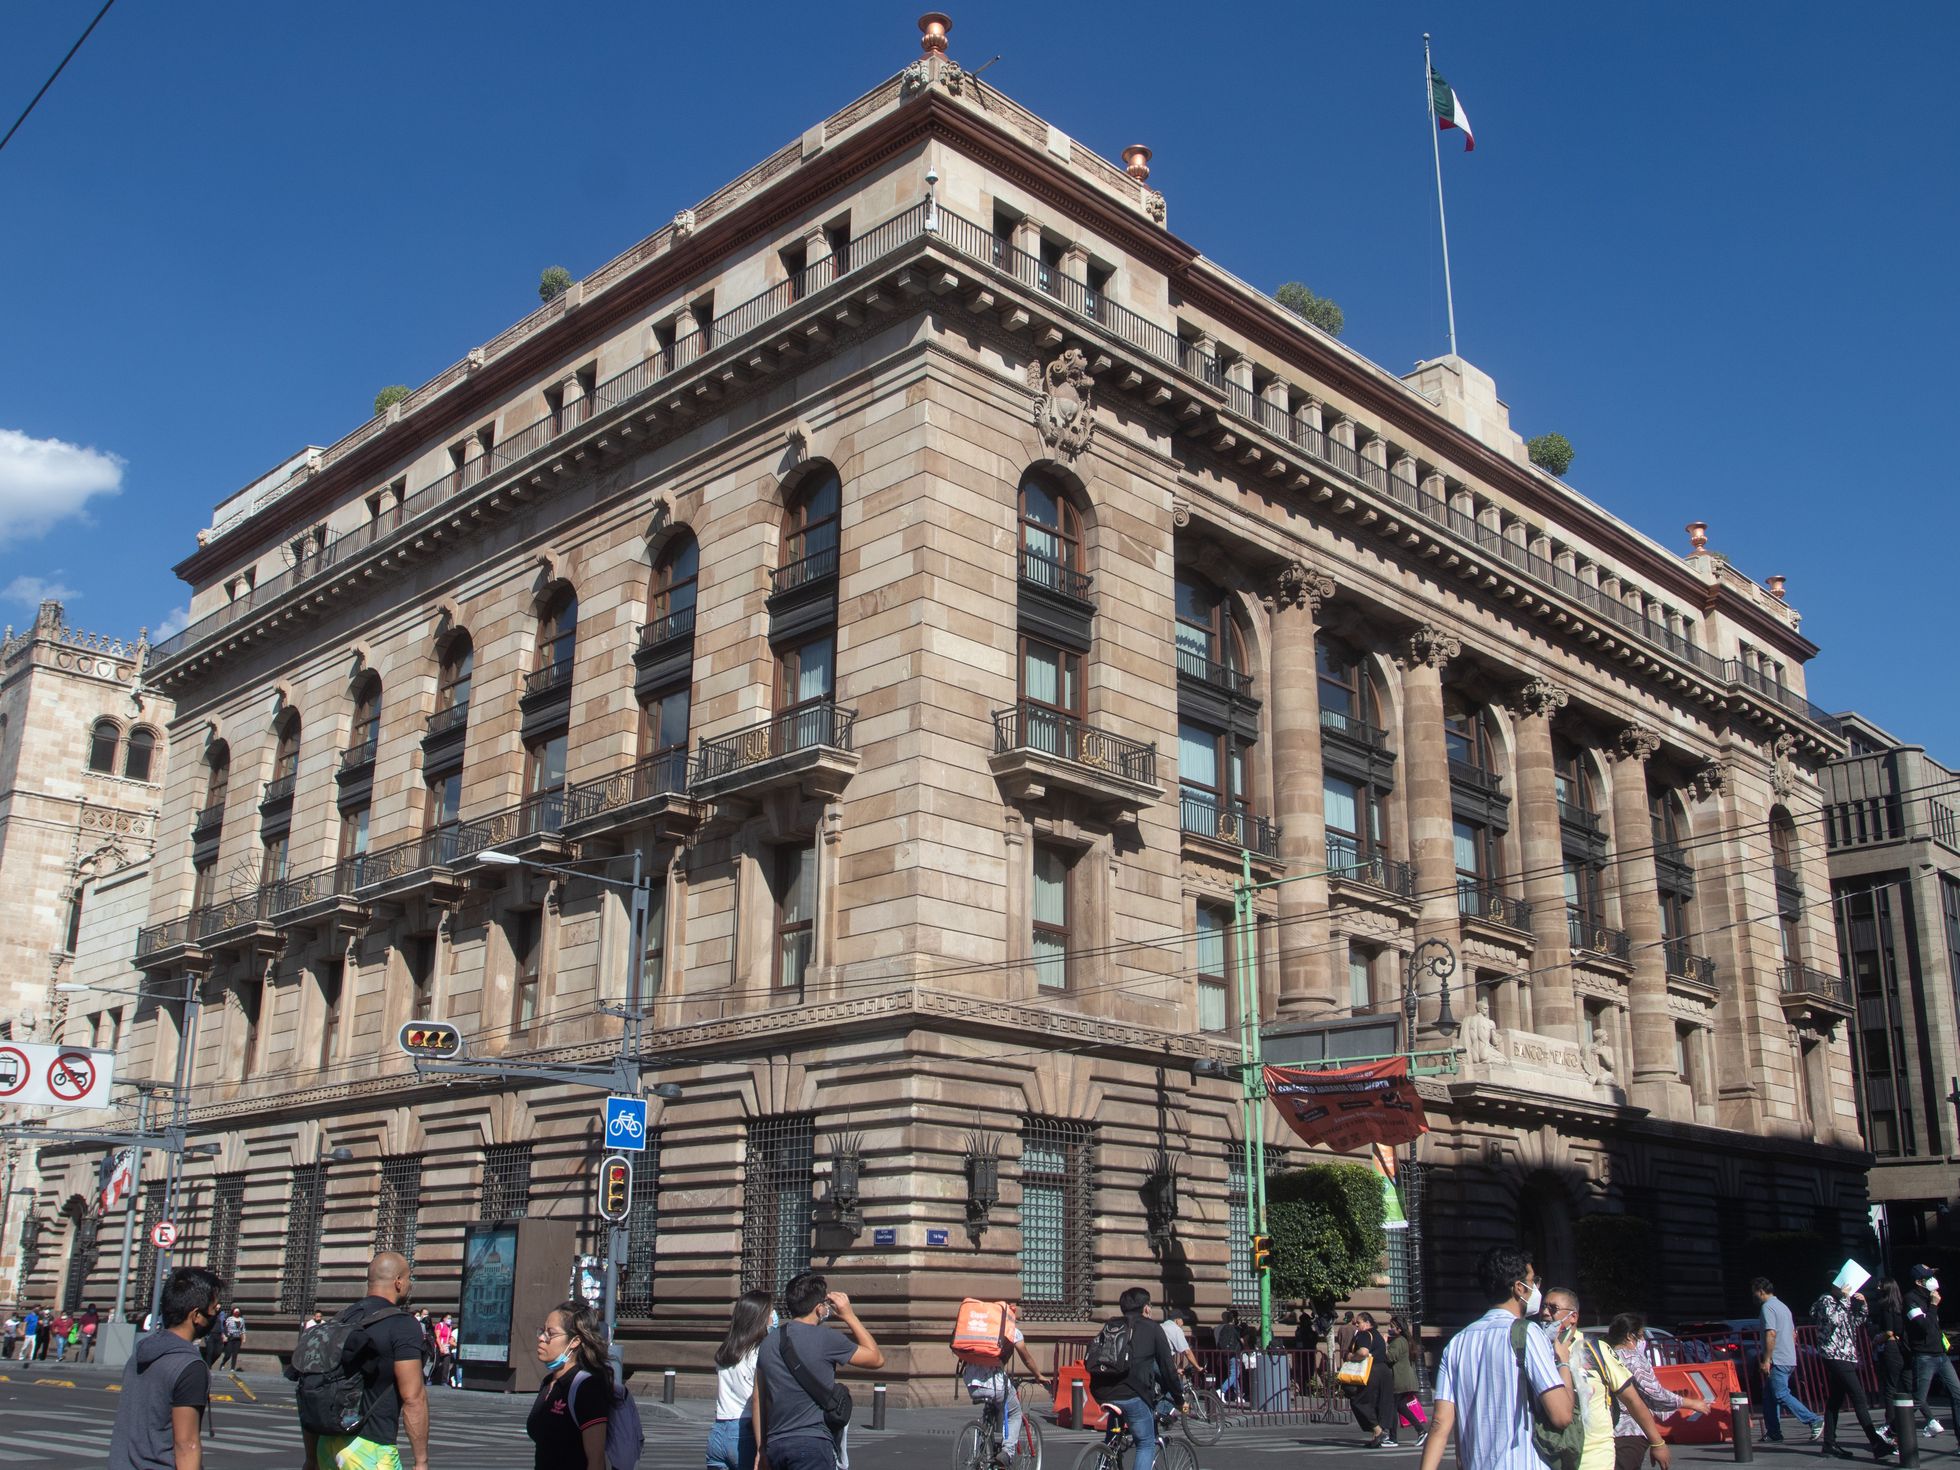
[952,1298,1016,1366]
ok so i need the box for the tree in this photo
[1276,281,1345,338]
[372,384,410,416]
[1528,432,1575,477]
[538,266,573,303]
[1266,1162,1386,1310]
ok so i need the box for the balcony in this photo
[193,888,282,962]
[191,803,225,839]
[1663,940,1717,990]
[1175,645,1253,700]
[523,660,574,701]
[1568,910,1631,963]
[1654,842,1696,897]
[1326,838,1416,900]
[1018,548,1094,607]
[338,739,377,774]
[1448,758,1504,796]
[1320,707,1390,751]
[452,789,572,867]
[637,606,696,653]
[1557,799,1602,835]
[349,826,469,909]
[564,748,704,842]
[1179,788,1279,858]
[1457,879,1533,934]
[425,703,469,738]
[990,703,1161,814]
[266,860,367,938]
[768,545,839,601]
[134,914,207,972]
[260,773,296,809]
[690,700,859,803]
[1780,962,1853,1025]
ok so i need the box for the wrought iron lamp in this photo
[963,1132,1001,1242]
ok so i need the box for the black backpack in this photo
[292,1300,404,1436]
[1082,1315,1136,1383]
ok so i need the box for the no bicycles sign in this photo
[0,1043,115,1111]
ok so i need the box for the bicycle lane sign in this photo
[604,1096,647,1152]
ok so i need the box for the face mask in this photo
[1522,1283,1542,1317]
[1929,1279,1942,1295]
[541,1347,574,1373]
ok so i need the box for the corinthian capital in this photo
[1402,624,1461,671]
[1271,561,1334,614]
[1509,676,1570,721]
[1614,725,1663,764]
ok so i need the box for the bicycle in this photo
[1069,1400,1198,1470]
[954,1372,1046,1470]
[1176,1366,1226,1447]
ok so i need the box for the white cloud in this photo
[152,605,190,639]
[3,573,81,605]
[0,428,124,540]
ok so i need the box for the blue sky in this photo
[2,3,1953,746]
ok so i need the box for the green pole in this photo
[1234,848,1272,1347]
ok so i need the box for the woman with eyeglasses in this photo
[526,1300,612,1470]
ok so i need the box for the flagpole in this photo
[1423,33,1460,357]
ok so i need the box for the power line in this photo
[0,0,119,158]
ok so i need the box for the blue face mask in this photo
[542,1346,574,1373]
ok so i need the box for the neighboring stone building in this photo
[0,600,167,1295]
[19,21,1861,1374]
[1824,713,1960,1260]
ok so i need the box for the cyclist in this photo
[954,1298,1049,1466]
[1086,1287,1185,1470]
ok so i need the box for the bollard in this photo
[1892,1398,1920,1468]
[1071,1378,1086,1431]
[872,1383,887,1430]
[1731,1394,1753,1463]
[662,1369,676,1405]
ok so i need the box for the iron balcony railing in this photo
[339,738,378,773]
[1567,909,1632,961]
[1780,962,1850,1006]
[267,861,360,917]
[261,773,296,806]
[523,661,573,699]
[1448,757,1504,795]
[350,825,464,887]
[1664,940,1717,987]
[1175,645,1253,698]
[192,802,225,837]
[565,748,691,824]
[1325,836,1415,898]
[1179,788,1279,856]
[1320,707,1389,749]
[1654,842,1695,892]
[1774,863,1802,894]
[993,703,1156,786]
[425,703,469,737]
[136,914,199,959]
[1457,879,1532,931]
[194,888,273,940]
[1557,799,1602,833]
[692,700,857,785]
[1018,548,1093,603]
[769,544,839,598]
[637,605,696,651]
[453,789,568,860]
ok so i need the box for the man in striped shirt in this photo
[1418,1247,1576,1470]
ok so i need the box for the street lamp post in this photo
[1395,938,1458,1392]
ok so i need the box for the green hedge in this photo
[1267,1162,1386,1309]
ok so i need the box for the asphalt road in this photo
[0,1360,1940,1467]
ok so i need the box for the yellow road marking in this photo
[210,1392,234,1402]
[227,1373,257,1401]
[35,1378,75,1387]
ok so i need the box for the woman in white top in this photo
[708,1290,774,1469]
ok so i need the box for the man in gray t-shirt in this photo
[753,1271,885,1470]
[1752,1276,1823,1441]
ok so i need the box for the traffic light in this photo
[396,1020,463,1060]
[600,1155,633,1222]
[1252,1233,1274,1275]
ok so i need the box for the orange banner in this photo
[1263,1057,1428,1153]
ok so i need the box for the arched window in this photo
[1317,636,1381,739]
[647,533,699,642]
[1174,571,1246,684]
[1443,692,1500,776]
[1552,737,1595,815]
[271,714,301,784]
[87,719,119,773]
[1018,471,1082,578]
[1770,808,1800,873]
[123,727,156,783]
[535,587,578,686]
[780,470,840,574]
[349,676,382,759]
[1649,788,1697,970]
[1771,806,1803,963]
[436,635,474,717]
[204,745,231,812]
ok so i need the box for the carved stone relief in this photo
[1031,348,1096,460]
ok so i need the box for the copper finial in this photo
[1122,145,1153,182]
[918,13,951,54]
[1685,520,1708,553]
[1766,574,1787,600]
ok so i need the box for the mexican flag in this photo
[1430,67,1475,151]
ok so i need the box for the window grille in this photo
[741,1115,814,1300]
[207,1174,245,1285]
[1018,1117,1095,1320]
[1226,1145,1255,1311]
[279,1164,326,1314]
[61,1216,99,1312]
[134,1179,168,1313]
[481,1144,533,1222]
[376,1156,424,1264]
[618,1138,660,1319]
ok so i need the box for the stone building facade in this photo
[1825,713,1960,1262]
[19,26,1864,1373]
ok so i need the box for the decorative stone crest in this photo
[672,208,697,240]
[1509,676,1569,721]
[1690,758,1730,802]
[1771,733,1800,800]
[1615,725,1663,764]
[1144,189,1166,226]
[1271,561,1334,615]
[1032,348,1096,460]
[1403,624,1461,670]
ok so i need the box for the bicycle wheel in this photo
[954,1420,985,1470]
[1180,1389,1226,1446]
[1013,1412,1045,1470]
[1157,1439,1199,1470]
[1070,1441,1123,1470]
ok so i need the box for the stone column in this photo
[1510,677,1578,1040]
[1269,562,1337,1015]
[1610,725,1675,1112]
[1398,625,1462,941]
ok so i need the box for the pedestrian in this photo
[50,1307,73,1362]
[37,1303,54,1359]
[1606,1313,1710,1470]
[431,1314,454,1388]
[200,1304,223,1364]
[709,1289,773,1470]
[1082,1286,1184,1470]
[81,1303,100,1363]
[293,1251,429,1470]
[1905,1266,1960,1439]
[1335,1310,1360,1362]
[951,1295,1049,1466]
[1415,1246,1576,1470]
[217,1307,245,1369]
[752,1272,885,1470]
[416,1308,434,1382]
[2,1308,18,1359]
[526,1299,613,1470]
[1810,1280,1892,1461]
[1540,1288,1672,1470]
[1870,1280,1915,1427]
[107,1265,222,1470]
[1386,1314,1428,1445]
[1346,1310,1400,1448]
[445,1316,463,1388]
[1752,1275,1824,1442]
[1215,1307,1246,1406]
[21,1304,38,1361]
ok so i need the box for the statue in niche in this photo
[1464,997,1504,1067]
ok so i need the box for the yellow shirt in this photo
[1577,1339,1632,1470]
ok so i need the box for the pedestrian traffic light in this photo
[599,1155,633,1222]
[1252,1233,1274,1274]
